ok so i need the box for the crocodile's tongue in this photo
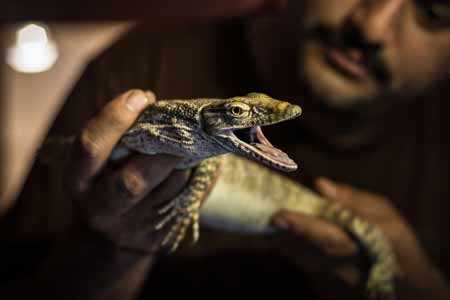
[251,126,294,166]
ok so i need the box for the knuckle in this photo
[101,106,131,132]
[94,94,142,135]
[115,167,148,199]
[79,125,104,158]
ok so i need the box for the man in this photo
[2,0,450,299]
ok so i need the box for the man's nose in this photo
[349,0,406,46]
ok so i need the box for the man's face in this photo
[292,0,450,109]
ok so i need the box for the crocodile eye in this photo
[231,106,243,116]
[227,102,250,117]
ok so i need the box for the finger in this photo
[315,177,380,216]
[315,177,340,199]
[271,210,359,257]
[81,153,181,218]
[66,90,155,195]
[124,168,191,221]
[315,177,364,212]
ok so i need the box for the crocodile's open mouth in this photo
[225,126,297,172]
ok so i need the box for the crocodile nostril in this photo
[286,104,302,118]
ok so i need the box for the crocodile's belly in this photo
[200,154,325,234]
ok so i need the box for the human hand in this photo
[64,89,190,254]
[271,177,450,300]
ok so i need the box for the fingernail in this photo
[126,90,149,112]
[317,177,338,198]
[272,216,290,231]
[144,90,156,104]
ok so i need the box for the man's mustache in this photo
[305,24,392,84]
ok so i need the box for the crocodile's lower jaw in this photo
[219,126,298,172]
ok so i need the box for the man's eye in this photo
[417,1,450,28]
[424,6,440,20]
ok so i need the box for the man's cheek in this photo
[398,20,450,95]
[399,46,450,97]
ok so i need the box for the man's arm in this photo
[1,90,189,299]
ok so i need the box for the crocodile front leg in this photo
[155,157,222,252]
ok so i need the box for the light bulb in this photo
[6,23,59,74]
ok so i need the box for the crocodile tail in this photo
[320,203,397,300]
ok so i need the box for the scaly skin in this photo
[38,92,396,300]
[116,92,301,170]
[201,155,397,300]
[111,93,301,251]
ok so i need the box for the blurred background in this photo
[0,22,131,212]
